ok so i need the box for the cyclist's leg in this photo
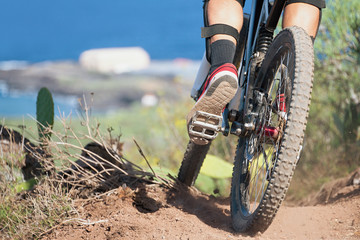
[282,1,325,39]
[206,0,243,72]
[207,0,243,44]
[187,0,243,145]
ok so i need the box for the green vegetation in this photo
[0,184,72,240]
[0,124,73,239]
[1,104,156,239]
[36,87,54,142]
[289,0,360,200]
[96,100,236,196]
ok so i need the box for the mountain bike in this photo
[178,0,314,233]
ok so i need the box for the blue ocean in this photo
[0,0,205,62]
[0,1,207,117]
[0,1,251,117]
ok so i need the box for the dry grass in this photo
[0,105,169,239]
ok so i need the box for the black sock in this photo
[208,39,236,74]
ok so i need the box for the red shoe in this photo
[187,63,238,145]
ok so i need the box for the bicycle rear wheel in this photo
[178,140,211,186]
[231,26,314,233]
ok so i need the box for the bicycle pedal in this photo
[189,111,223,140]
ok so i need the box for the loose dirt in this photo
[43,176,360,240]
[1,126,359,240]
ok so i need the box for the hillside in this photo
[42,173,360,240]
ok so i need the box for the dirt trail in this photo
[1,126,358,240]
[43,180,360,240]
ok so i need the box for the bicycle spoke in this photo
[241,51,293,214]
[231,27,314,233]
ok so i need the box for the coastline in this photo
[0,59,200,117]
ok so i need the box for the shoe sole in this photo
[187,74,238,145]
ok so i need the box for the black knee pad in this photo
[202,0,244,62]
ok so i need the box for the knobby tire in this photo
[178,140,211,186]
[231,26,314,233]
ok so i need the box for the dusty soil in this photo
[43,177,360,240]
[1,125,359,240]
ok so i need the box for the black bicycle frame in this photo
[266,0,286,31]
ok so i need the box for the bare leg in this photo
[207,0,244,44]
[187,0,243,145]
[282,2,321,38]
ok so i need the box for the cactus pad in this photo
[36,87,54,141]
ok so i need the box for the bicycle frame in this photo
[182,0,315,231]
[227,0,286,136]
[241,0,286,70]
[190,0,287,137]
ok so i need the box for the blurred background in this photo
[0,0,206,117]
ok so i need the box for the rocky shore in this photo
[0,59,199,114]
